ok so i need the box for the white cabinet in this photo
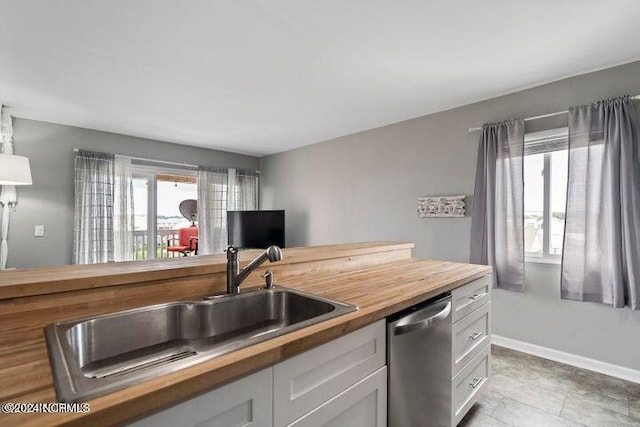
[129,367,273,427]
[273,320,386,426]
[287,367,387,427]
[131,321,387,427]
[450,276,492,425]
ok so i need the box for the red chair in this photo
[167,227,198,257]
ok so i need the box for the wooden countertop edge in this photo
[15,264,492,427]
[0,241,414,300]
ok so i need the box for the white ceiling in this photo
[1,1,640,157]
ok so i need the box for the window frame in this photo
[524,128,568,265]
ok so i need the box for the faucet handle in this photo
[262,270,275,290]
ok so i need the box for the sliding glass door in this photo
[132,166,197,260]
[156,174,197,257]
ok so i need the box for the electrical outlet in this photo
[34,225,45,237]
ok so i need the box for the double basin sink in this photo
[45,288,357,402]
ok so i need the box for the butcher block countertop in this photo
[0,242,491,426]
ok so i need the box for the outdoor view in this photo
[550,150,568,254]
[132,175,198,259]
[524,150,568,256]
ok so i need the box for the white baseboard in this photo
[492,334,640,384]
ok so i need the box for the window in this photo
[524,128,568,262]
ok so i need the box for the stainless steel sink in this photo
[45,288,357,402]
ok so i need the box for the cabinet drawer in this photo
[451,275,491,322]
[273,320,386,427]
[452,302,490,376]
[452,344,490,425]
[287,366,387,427]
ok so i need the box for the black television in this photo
[227,210,285,249]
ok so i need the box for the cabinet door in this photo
[287,366,387,427]
[274,320,386,426]
[129,368,273,427]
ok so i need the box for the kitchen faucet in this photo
[226,245,283,294]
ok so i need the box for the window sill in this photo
[525,256,561,266]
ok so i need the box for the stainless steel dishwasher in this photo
[387,292,452,427]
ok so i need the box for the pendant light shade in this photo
[0,154,32,185]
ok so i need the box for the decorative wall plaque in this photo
[417,195,466,218]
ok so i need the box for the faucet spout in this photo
[226,245,283,294]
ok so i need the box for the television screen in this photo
[227,210,285,249]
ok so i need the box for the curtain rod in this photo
[72,147,199,169]
[468,94,640,133]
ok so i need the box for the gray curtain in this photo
[197,167,229,255]
[197,167,259,254]
[470,119,525,291]
[561,96,640,309]
[233,169,259,210]
[113,155,135,262]
[73,150,115,264]
[197,168,260,254]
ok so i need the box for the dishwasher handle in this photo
[393,301,451,336]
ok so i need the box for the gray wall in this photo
[260,60,640,370]
[494,263,640,372]
[7,118,259,268]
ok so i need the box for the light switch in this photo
[34,225,45,237]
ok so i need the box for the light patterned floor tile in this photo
[630,398,640,420]
[564,388,629,416]
[492,358,576,394]
[490,373,566,415]
[561,395,640,427]
[492,398,584,427]
[476,387,504,415]
[572,368,640,400]
[487,345,640,427]
[460,405,512,427]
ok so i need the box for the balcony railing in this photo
[133,229,183,260]
[132,228,230,259]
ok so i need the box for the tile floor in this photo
[460,345,640,427]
